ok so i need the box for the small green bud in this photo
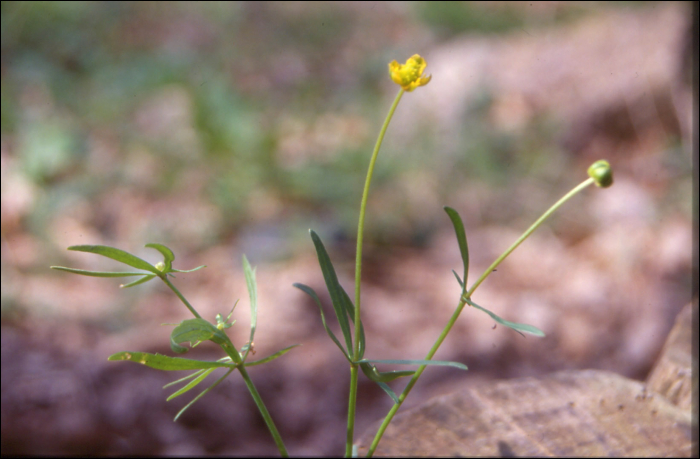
[155,261,166,272]
[588,160,613,188]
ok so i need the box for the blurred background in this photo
[1,1,695,455]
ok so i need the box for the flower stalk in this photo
[345,54,432,456]
[366,166,611,456]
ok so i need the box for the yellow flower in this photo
[388,54,431,91]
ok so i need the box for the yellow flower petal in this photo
[388,54,431,91]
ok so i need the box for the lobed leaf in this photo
[67,245,160,274]
[465,298,545,337]
[444,207,469,295]
[108,351,234,371]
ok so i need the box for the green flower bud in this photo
[587,160,613,188]
[155,261,166,272]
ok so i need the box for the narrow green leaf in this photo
[452,270,464,288]
[166,368,216,401]
[145,243,175,272]
[465,298,545,337]
[444,207,469,294]
[293,283,351,361]
[171,265,206,273]
[51,266,147,277]
[357,358,468,371]
[340,285,366,359]
[375,380,400,404]
[360,362,402,403]
[120,274,156,288]
[360,362,414,382]
[67,245,160,274]
[173,368,235,421]
[244,344,301,367]
[309,230,353,355]
[108,351,234,370]
[242,255,257,362]
[163,369,206,388]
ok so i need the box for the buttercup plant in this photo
[51,54,613,457]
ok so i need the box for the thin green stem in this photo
[161,276,202,319]
[366,177,595,457]
[463,178,595,298]
[239,364,289,457]
[346,365,359,456]
[163,276,287,456]
[347,88,404,457]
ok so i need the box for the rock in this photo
[357,300,696,457]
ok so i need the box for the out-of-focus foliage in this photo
[1,3,378,246]
[413,1,582,37]
[2,1,635,258]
